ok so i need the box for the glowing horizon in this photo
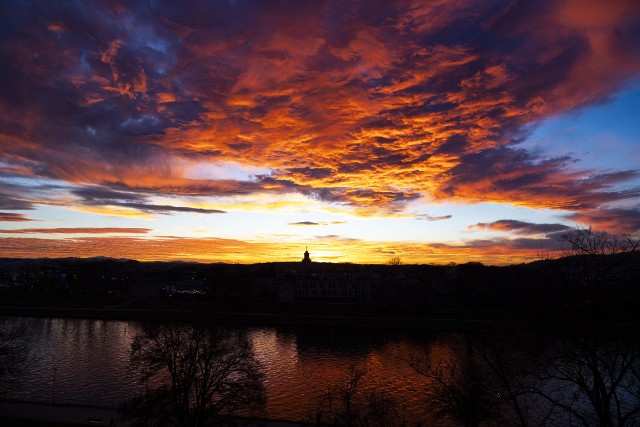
[0,1,639,265]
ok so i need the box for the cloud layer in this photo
[470,220,571,235]
[1,1,639,212]
[0,213,33,222]
[0,228,151,234]
[0,1,639,262]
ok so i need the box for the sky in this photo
[0,0,639,265]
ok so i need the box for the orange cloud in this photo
[0,0,638,230]
[0,227,151,234]
[0,212,33,222]
[565,207,640,234]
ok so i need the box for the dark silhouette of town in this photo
[0,245,638,324]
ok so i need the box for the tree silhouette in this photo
[409,344,497,427]
[526,227,640,426]
[528,330,640,427]
[388,257,402,266]
[318,363,404,427]
[122,321,266,427]
[559,226,639,314]
[0,318,31,397]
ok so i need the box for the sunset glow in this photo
[1,0,639,264]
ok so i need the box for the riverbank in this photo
[0,304,534,332]
[0,400,124,426]
[3,305,634,337]
[0,400,312,426]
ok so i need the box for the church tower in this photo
[302,247,311,265]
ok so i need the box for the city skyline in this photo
[0,0,639,264]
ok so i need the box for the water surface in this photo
[9,317,461,422]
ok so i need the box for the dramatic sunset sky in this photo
[0,0,639,264]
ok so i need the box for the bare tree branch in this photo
[122,321,266,427]
[0,318,31,397]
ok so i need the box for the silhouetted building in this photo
[302,247,311,265]
[294,273,374,304]
[275,249,375,304]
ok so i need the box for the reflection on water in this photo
[10,317,459,422]
[15,318,142,407]
[249,328,447,422]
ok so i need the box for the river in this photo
[7,316,638,425]
[5,316,459,423]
